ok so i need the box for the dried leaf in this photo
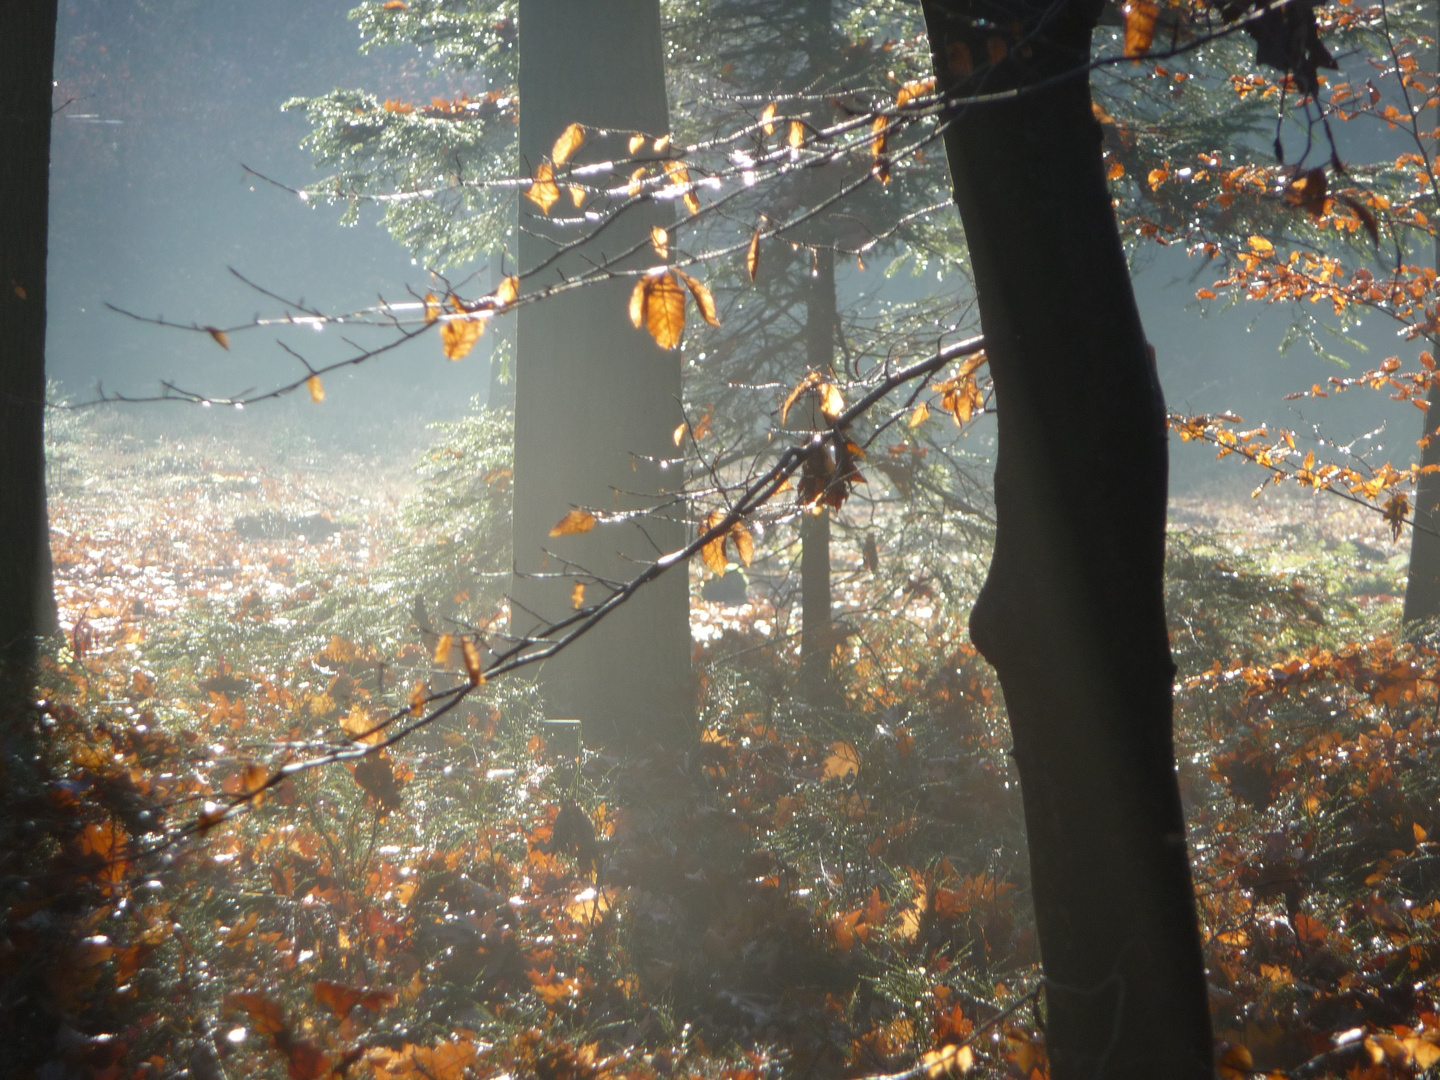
[631,271,686,349]
[494,275,519,308]
[433,634,454,667]
[382,1,408,9]
[461,638,483,686]
[819,382,845,422]
[653,133,672,153]
[628,166,647,196]
[569,184,586,207]
[207,327,231,350]
[781,372,821,428]
[1107,160,1125,180]
[307,375,325,403]
[628,134,645,154]
[895,78,935,107]
[571,582,586,610]
[440,317,483,361]
[731,524,754,567]
[747,229,761,282]
[1123,0,1159,56]
[701,511,730,576]
[651,226,669,258]
[788,120,805,149]
[863,532,880,572]
[423,292,441,325]
[677,270,720,327]
[552,122,585,165]
[550,509,597,536]
[1340,194,1380,245]
[823,741,861,780]
[525,162,560,214]
[909,401,931,428]
[921,1045,974,1079]
[225,991,288,1036]
[760,102,777,135]
[354,753,403,811]
[673,422,687,446]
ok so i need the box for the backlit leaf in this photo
[225,991,288,1036]
[494,275,519,308]
[824,741,861,780]
[571,582,586,610]
[1123,0,1159,57]
[1107,160,1125,180]
[819,382,845,422]
[628,134,645,154]
[433,634,454,667]
[789,121,805,149]
[207,327,231,350]
[701,510,729,576]
[307,375,325,403]
[895,77,935,107]
[525,162,560,214]
[651,226,669,258]
[731,524,754,567]
[424,292,441,325]
[461,638,483,686]
[550,509,597,536]
[552,122,585,166]
[747,230,761,282]
[441,317,483,361]
[382,1,408,9]
[760,102,777,135]
[653,133,671,153]
[909,401,931,428]
[677,270,720,327]
[673,422,687,446]
[631,270,687,349]
[921,1045,974,1079]
[569,184,585,207]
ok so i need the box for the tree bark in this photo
[0,0,60,715]
[801,246,837,704]
[919,1,1214,1076]
[511,0,691,749]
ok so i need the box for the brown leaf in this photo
[307,375,325,403]
[225,991,288,1036]
[382,1,408,9]
[433,634,454,667]
[747,229,761,282]
[631,270,687,349]
[207,327,231,350]
[909,401,931,428]
[353,753,403,811]
[823,741,861,779]
[701,511,730,576]
[1123,0,1159,56]
[781,372,821,428]
[424,292,441,325]
[550,509,597,536]
[731,524,754,567]
[1340,194,1380,245]
[651,226,669,258]
[896,77,936,107]
[863,533,880,572]
[494,275,519,308]
[525,162,560,214]
[819,381,845,422]
[551,122,585,166]
[677,270,720,327]
[441,317,484,361]
[569,184,586,207]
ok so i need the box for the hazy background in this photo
[45,0,1422,487]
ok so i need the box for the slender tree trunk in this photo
[0,0,60,719]
[920,1,1214,1076]
[487,243,516,413]
[511,0,691,749]
[1403,173,1440,623]
[801,247,837,703]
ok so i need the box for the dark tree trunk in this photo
[511,0,691,749]
[919,1,1214,1076]
[801,246,837,704]
[0,0,60,716]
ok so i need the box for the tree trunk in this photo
[511,0,691,749]
[487,243,517,413]
[1403,216,1440,624]
[919,1,1214,1077]
[0,0,60,716]
[801,246,837,704]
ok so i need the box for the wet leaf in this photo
[440,317,483,361]
[732,524,754,567]
[225,990,288,1036]
[307,375,325,403]
[551,122,585,166]
[354,753,404,811]
[550,509,597,536]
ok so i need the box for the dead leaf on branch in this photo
[206,327,230,350]
[747,229,762,282]
[629,269,687,349]
[676,270,720,327]
[551,122,585,166]
[550,509,597,536]
[526,162,560,214]
[440,317,484,361]
[1123,0,1159,57]
[307,375,325,403]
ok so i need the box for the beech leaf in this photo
[551,122,585,166]
[307,375,325,403]
[525,162,560,214]
[441,317,483,361]
[550,509,597,536]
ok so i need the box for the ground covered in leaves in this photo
[5,408,1440,1080]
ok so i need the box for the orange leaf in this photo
[677,270,720,327]
[789,120,805,148]
[653,133,672,153]
[921,1045,974,1079]
[551,122,585,166]
[383,98,414,115]
[731,524,754,567]
[760,102,777,136]
[423,292,441,325]
[550,509,597,536]
[494,275,519,308]
[433,634,454,667]
[307,375,325,403]
[1107,160,1125,181]
[314,980,365,1018]
[651,226,669,258]
[440,317,483,361]
[1123,0,1159,57]
[823,741,861,780]
[628,133,645,154]
[1196,288,1218,300]
[701,510,730,576]
[382,1,408,9]
[207,326,230,350]
[1148,167,1168,191]
[819,381,845,422]
[747,229,761,282]
[909,402,931,428]
[461,638,483,686]
[225,991,288,1036]
[632,270,687,349]
[571,582,586,610]
[896,78,936,107]
[525,162,560,214]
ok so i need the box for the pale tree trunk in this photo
[511,0,691,749]
[801,247,838,704]
[1402,167,1440,623]
[920,0,1214,1075]
[0,0,60,722]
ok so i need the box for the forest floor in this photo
[7,406,1440,1080]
